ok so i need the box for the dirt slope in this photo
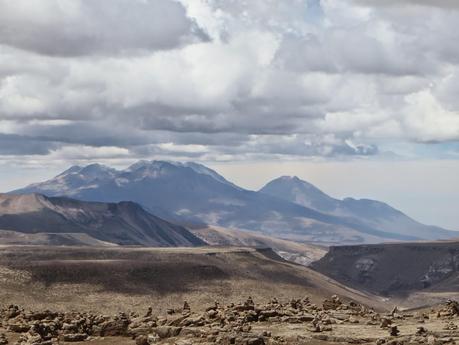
[0,230,117,246]
[0,245,386,314]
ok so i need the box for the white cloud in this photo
[157,143,209,153]
[49,145,130,160]
[0,0,458,163]
[402,90,459,141]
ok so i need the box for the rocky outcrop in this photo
[3,298,459,345]
[311,242,459,296]
[0,295,375,345]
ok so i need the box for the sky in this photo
[0,0,458,229]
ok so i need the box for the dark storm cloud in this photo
[0,134,59,155]
[18,121,154,148]
[0,0,208,57]
[138,112,310,135]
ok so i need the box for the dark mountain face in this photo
[311,241,459,298]
[10,161,456,245]
[259,176,456,241]
[0,193,204,247]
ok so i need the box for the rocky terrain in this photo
[11,160,456,245]
[2,242,459,344]
[2,294,459,344]
[311,241,459,307]
[0,194,204,247]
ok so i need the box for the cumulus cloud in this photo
[354,0,459,9]
[0,0,458,165]
[0,0,207,56]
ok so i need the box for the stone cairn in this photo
[2,297,459,345]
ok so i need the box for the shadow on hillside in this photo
[0,246,315,295]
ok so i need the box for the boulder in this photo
[154,326,181,339]
[98,316,130,336]
[135,335,149,345]
[322,295,342,311]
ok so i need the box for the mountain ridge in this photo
[10,160,457,244]
[259,175,456,241]
[0,192,205,247]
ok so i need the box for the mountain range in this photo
[10,160,457,245]
[260,176,454,241]
[0,193,204,247]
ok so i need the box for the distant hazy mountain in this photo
[0,193,204,247]
[10,161,456,244]
[259,176,455,241]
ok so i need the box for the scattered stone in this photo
[439,300,459,317]
[389,325,400,337]
[182,301,190,313]
[2,295,455,345]
[135,335,149,345]
[144,307,153,318]
[444,321,458,330]
[427,335,439,345]
[154,326,181,339]
[380,317,392,329]
[322,295,342,310]
[416,326,428,335]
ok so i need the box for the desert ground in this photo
[0,245,381,313]
[1,245,459,344]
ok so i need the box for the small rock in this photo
[135,335,149,345]
[380,318,392,329]
[182,301,190,313]
[416,326,427,335]
[389,325,400,337]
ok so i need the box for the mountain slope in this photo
[0,230,118,246]
[10,160,452,244]
[0,193,204,247]
[0,246,388,313]
[259,176,456,241]
[310,241,459,308]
